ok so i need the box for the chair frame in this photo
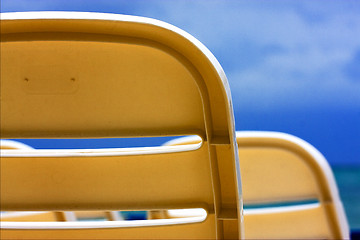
[164,131,349,239]
[1,11,243,239]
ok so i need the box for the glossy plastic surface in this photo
[0,11,243,239]
[165,131,349,239]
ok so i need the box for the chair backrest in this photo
[0,140,77,223]
[0,140,149,223]
[1,212,62,222]
[237,131,349,239]
[1,211,76,222]
[164,131,349,239]
[0,11,243,239]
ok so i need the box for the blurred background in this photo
[1,0,359,232]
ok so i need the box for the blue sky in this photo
[1,0,360,165]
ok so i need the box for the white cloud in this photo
[137,1,360,111]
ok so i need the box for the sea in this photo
[333,166,360,231]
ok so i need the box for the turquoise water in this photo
[333,166,360,230]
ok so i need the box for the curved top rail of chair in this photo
[1,11,235,142]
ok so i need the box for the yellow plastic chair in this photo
[0,11,243,239]
[0,140,121,222]
[164,131,349,239]
[0,140,77,223]
[238,131,349,239]
[1,212,76,222]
